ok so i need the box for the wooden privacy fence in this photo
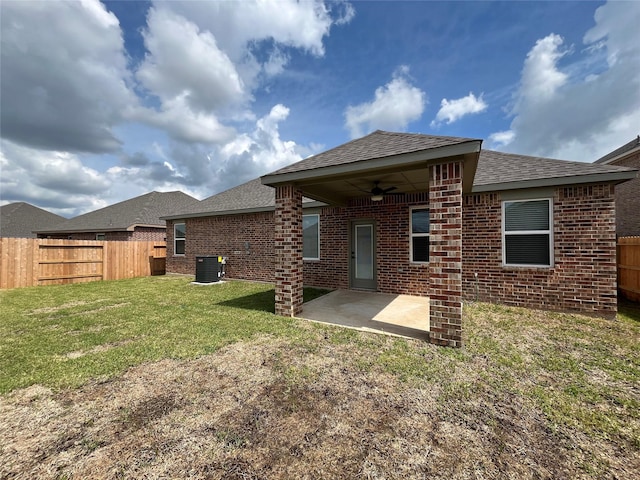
[0,239,166,289]
[618,236,640,302]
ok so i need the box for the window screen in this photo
[303,214,319,260]
[174,223,186,255]
[503,199,552,266]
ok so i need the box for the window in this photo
[174,222,186,255]
[410,207,429,263]
[503,199,553,267]
[303,214,320,260]
[96,233,106,241]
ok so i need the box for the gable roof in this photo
[36,191,199,234]
[594,135,640,164]
[473,149,636,192]
[164,131,638,219]
[266,130,480,177]
[0,202,66,238]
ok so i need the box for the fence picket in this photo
[618,236,640,303]
[0,239,166,289]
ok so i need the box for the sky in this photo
[1,0,639,218]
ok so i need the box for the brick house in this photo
[595,135,640,237]
[36,191,198,241]
[163,131,637,347]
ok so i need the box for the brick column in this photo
[274,184,303,317]
[429,161,463,347]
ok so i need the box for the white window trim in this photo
[410,206,429,264]
[302,213,320,261]
[502,198,554,268]
[95,233,106,241]
[174,222,186,257]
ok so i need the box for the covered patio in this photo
[261,131,482,347]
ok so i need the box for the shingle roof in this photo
[36,191,199,234]
[594,135,640,164]
[0,202,66,238]
[165,178,320,219]
[268,130,479,175]
[164,132,638,219]
[473,149,635,191]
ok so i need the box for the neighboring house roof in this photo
[473,149,636,192]
[0,202,66,238]
[164,131,638,220]
[36,191,199,234]
[594,135,640,164]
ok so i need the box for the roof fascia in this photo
[472,170,638,193]
[160,201,326,220]
[127,224,165,231]
[261,141,481,186]
[34,227,130,234]
[595,144,640,165]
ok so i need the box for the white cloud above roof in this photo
[487,130,515,149]
[344,67,426,139]
[502,1,640,161]
[430,92,487,127]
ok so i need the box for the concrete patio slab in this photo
[300,290,430,340]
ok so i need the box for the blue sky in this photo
[1,0,639,217]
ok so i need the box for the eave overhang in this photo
[472,170,638,193]
[261,140,482,205]
[160,201,327,221]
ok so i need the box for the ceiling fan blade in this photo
[382,186,397,194]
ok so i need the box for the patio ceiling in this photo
[262,145,481,206]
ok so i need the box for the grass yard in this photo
[1,276,639,479]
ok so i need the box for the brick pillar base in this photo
[429,161,463,347]
[274,184,303,317]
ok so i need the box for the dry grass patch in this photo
[2,301,639,479]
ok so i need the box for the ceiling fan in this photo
[367,181,403,202]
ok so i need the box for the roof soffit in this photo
[261,141,481,205]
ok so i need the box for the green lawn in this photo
[1,276,639,478]
[0,276,328,393]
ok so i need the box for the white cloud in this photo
[135,94,236,145]
[430,92,487,127]
[0,0,136,153]
[503,1,640,161]
[152,0,353,91]
[344,67,426,138]
[0,140,111,216]
[518,34,568,104]
[108,104,306,201]
[160,0,348,59]
[487,130,515,149]
[0,0,353,214]
[137,7,246,112]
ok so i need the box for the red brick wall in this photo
[609,150,640,236]
[167,183,618,318]
[130,227,166,241]
[166,213,275,281]
[303,193,431,294]
[462,184,617,318]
